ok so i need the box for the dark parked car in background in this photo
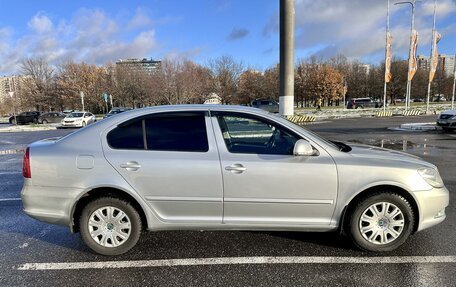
[104,107,133,118]
[8,111,42,124]
[251,99,279,113]
[38,112,67,124]
[347,98,382,109]
[436,109,456,132]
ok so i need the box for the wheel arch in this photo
[340,184,420,234]
[70,187,149,233]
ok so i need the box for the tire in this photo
[42,119,48,124]
[79,197,142,255]
[347,192,415,252]
[82,121,86,127]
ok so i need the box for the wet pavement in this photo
[0,116,455,286]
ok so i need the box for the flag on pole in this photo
[408,30,419,81]
[429,31,442,82]
[385,32,392,83]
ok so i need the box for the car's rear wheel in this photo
[347,192,415,252]
[80,197,142,255]
[42,119,48,124]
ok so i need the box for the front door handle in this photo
[120,161,142,171]
[225,164,246,174]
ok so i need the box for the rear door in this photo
[102,111,223,223]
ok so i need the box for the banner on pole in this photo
[429,31,441,83]
[385,32,392,83]
[408,30,419,81]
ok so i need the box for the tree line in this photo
[1,54,454,115]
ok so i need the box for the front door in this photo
[211,111,338,225]
[102,111,223,223]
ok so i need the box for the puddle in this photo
[0,147,26,155]
[347,139,450,156]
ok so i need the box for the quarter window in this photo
[107,119,145,150]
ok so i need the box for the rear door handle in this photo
[120,161,142,171]
[225,164,246,174]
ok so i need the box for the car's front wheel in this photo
[347,192,415,252]
[80,197,142,255]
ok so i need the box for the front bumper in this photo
[436,119,456,129]
[61,121,82,127]
[413,186,449,231]
[21,182,83,227]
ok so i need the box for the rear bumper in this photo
[21,183,83,227]
[413,186,449,231]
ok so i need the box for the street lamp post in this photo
[383,0,390,112]
[452,54,456,110]
[395,0,417,111]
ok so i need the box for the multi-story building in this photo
[416,54,455,77]
[115,58,161,74]
[440,54,455,77]
[417,55,430,71]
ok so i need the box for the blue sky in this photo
[0,0,455,75]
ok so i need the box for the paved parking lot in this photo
[0,116,455,286]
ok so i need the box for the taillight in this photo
[23,147,31,178]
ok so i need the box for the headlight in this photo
[418,168,444,188]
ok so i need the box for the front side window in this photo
[216,113,299,155]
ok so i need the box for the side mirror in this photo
[293,139,318,156]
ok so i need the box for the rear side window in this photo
[107,120,145,150]
[145,113,208,152]
[107,112,208,152]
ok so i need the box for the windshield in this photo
[68,112,84,118]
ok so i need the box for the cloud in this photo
[27,12,53,33]
[264,0,456,61]
[128,8,153,30]
[0,8,163,74]
[227,28,249,40]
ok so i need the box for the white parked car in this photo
[61,112,96,128]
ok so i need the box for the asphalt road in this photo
[0,116,455,286]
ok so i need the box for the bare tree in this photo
[209,55,243,104]
[20,58,57,110]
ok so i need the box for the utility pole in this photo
[279,0,294,116]
[426,0,437,114]
[396,0,417,111]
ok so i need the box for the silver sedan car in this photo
[21,105,449,255]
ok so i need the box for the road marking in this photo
[0,198,21,202]
[16,256,456,270]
